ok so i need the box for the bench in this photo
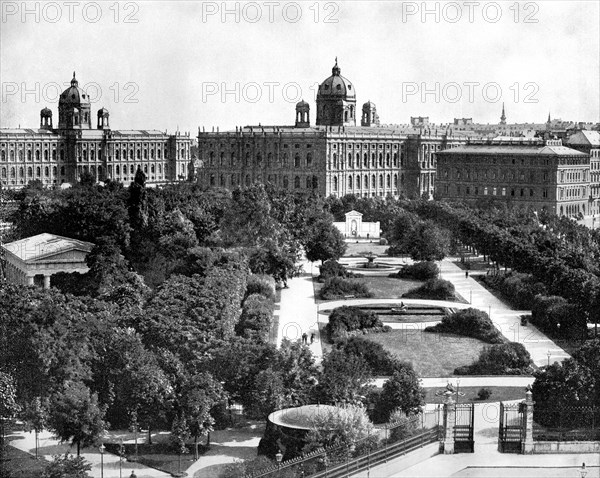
[343,295,356,300]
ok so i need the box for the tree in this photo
[405,221,450,261]
[42,453,92,478]
[375,368,425,423]
[316,350,373,404]
[170,414,190,476]
[0,371,20,457]
[23,396,49,459]
[303,219,347,263]
[48,382,107,456]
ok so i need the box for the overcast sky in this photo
[1,1,599,133]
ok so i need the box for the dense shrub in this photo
[385,243,406,257]
[379,237,388,246]
[403,278,455,300]
[318,260,360,281]
[319,277,373,301]
[477,388,492,400]
[235,293,274,342]
[454,342,533,375]
[392,261,439,280]
[388,411,420,442]
[334,336,402,375]
[531,294,587,339]
[326,307,381,340]
[424,308,506,344]
[481,272,547,309]
[374,367,425,423]
[245,274,276,302]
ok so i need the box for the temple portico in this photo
[1,233,94,289]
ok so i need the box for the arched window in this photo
[394,174,398,188]
[312,176,318,189]
[256,153,262,165]
[210,174,216,186]
[137,150,141,160]
[306,153,312,167]
[27,167,32,177]
[231,152,236,165]
[35,150,40,161]
[44,150,48,161]
[116,165,120,175]
[1,167,6,178]
[294,176,300,188]
[306,177,311,188]
[151,149,155,159]
[158,164,162,174]
[11,167,16,178]
[378,153,383,167]
[151,165,155,174]
[386,153,391,167]
[333,153,338,169]
[0,151,5,161]
[363,153,368,167]
[130,165,134,174]
[386,174,391,187]
[294,154,300,168]
[364,174,369,188]
[129,150,134,160]
[371,153,375,167]
[27,150,32,161]
[52,166,57,176]
[333,176,338,191]
[116,150,120,160]
[244,152,250,166]
[44,166,49,177]
[144,150,148,160]
[356,175,361,189]
[348,175,353,189]
[220,174,225,187]
[36,166,40,177]
[283,176,289,188]
[60,166,65,176]
[379,174,383,188]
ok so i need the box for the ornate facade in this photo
[196,61,470,199]
[0,73,191,190]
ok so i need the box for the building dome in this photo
[41,107,52,115]
[317,59,355,99]
[296,99,309,108]
[59,72,90,107]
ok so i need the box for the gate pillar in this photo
[443,392,456,454]
[521,385,535,454]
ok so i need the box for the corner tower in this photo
[316,59,356,126]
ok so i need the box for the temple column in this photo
[43,275,51,289]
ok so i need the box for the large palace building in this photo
[435,138,592,217]
[0,73,191,190]
[196,60,472,199]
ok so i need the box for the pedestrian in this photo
[302,332,307,344]
[465,270,469,279]
[310,332,315,344]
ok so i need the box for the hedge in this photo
[236,293,274,342]
[245,274,276,302]
[531,294,587,339]
[326,306,381,341]
[318,260,361,281]
[480,272,547,310]
[403,278,455,300]
[424,307,506,344]
[391,261,439,280]
[333,336,400,374]
[319,277,373,301]
[454,342,533,375]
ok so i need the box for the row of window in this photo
[0,147,187,161]
[209,173,319,190]
[207,152,314,169]
[442,168,552,183]
[331,173,403,191]
[330,152,402,169]
[447,184,549,199]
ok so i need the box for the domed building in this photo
[0,72,191,190]
[58,73,92,129]
[316,59,356,126]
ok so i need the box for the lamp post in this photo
[579,462,587,478]
[99,443,106,478]
[469,289,472,304]
[275,449,283,470]
[547,350,551,367]
[119,439,124,478]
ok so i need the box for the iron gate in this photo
[499,402,523,453]
[454,403,475,453]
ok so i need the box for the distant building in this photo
[333,210,380,239]
[196,60,472,200]
[1,233,94,288]
[436,138,590,217]
[567,130,600,216]
[0,73,191,190]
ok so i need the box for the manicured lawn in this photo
[365,330,486,377]
[423,386,528,404]
[359,276,423,299]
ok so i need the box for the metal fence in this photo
[533,407,600,441]
[245,408,442,478]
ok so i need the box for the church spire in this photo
[500,102,506,125]
[332,57,340,76]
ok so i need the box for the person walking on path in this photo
[302,332,308,344]
[465,270,469,278]
[310,332,315,344]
